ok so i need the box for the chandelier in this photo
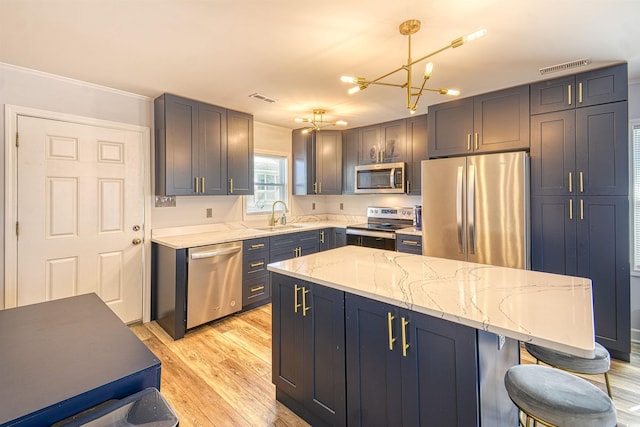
[295,109,348,134]
[340,20,486,114]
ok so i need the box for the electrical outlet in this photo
[206,208,213,218]
[340,202,344,210]
[312,202,316,210]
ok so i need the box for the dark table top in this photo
[0,293,160,425]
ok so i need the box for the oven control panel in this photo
[367,206,414,220]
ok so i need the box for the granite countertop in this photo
[396,227,422,236]
[151,218,358,249]
[267,246,595,358]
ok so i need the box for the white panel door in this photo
[16,115,144,323]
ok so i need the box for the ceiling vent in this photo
[539,58,591,75]
[248,92,277,103]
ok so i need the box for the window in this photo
[245,154,288,214]
[632,121,640,273]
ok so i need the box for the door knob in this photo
[132,238,142,245]
[132,225,140,231]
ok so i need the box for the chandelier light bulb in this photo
[348,86,361,95]
[463,29,487,44]
[335,120,348,126]
[446,89,460,96]
[340,76,358,83]
[424,62,434,78]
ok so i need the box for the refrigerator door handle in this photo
[456,166,464,253]
[468,164,476,254]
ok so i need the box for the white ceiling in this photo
[1,0,639,129]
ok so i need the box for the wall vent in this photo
[539,58,591,75]
[248,92,277,103]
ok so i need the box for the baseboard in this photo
[632,328,640,344]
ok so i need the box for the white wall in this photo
[629,80,640,343]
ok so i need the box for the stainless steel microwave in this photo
[355,162,406,194]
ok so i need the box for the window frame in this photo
[630,119,640,276]
[243,150,290,220]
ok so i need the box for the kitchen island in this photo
[268,246,594,426]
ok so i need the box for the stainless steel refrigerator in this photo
[421,151,530,269]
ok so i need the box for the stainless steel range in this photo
[346,206,414,250]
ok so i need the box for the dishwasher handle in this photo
[190,246,241,260]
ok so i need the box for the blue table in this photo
[0,293,161,426]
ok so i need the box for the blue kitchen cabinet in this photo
[531,102,628,197]
[530,63,627,115]
[334,228,347,248]
[406,114,428,195]
[270,230,319,263]
[396,233,422,254]
[242,237,270,310]
[531,195,630,360]
[292,128,342,195]
[272,273,346,427]
[318,227,335,251]
[428,85,530,158]
[346,293,518,426]
[530,63,630,360]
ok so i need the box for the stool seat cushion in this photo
[525,342,610,374]
[505,365,616,427]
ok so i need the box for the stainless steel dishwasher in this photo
[187,241,242,329]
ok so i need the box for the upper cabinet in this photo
[530,63,628,115]
[341,129,359,195]
[428,85,530,158]
[292,129,342,195]
[358,119,406,164]
[405,115,428,195]
[226,109,254,195]
[154,93,253,196]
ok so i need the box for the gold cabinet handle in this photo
[229,178,234,193]
[568,84,572,106]
[402,240,419,246]
[320,231,325,244]
[313,182,318,194]
[387,312,396,351]
[250,285,265,293]
[319,182,322,194]
[579,172,584,193]
[201,177,205,192]
[580,199,584,220]
[568,172,573,193]
[569,199,573,220]
[250,261,265,268]
[195,177,200,193]
[474,132,479,150]
[578,82,583,104]
[401,317,410,357]
[407,180,411,193]
[294,284,301,313]
[250,243,265,249]
[302,287,310,316]
[467,134,471,151]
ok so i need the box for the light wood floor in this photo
[131,305,640,427]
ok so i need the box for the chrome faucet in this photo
[271,200,288,226]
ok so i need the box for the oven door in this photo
[346,230,396,250]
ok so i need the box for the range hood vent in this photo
[539,58,591,75]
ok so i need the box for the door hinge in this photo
[15,221,19,236]
[15,132,19,147]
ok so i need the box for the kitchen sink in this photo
[252,224,305,232]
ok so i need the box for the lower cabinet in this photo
[272,273,347,427]
[396,233,422,254]
[334,228,347,248]
[270,230,320,263]
[319,228,336,251]
[531,195,630,360]
[345,294,480,426]
[242,237,270,310]
[272,273,519,427]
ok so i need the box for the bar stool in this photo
[504,364,616,427]
[525,342,612,397]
